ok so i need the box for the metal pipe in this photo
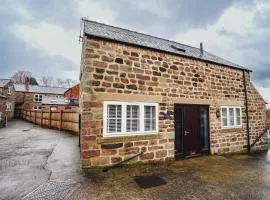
[102,152,143,172]
[243,71,251,153]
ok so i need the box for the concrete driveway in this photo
[0,120,83,200]
[1,120,270,200]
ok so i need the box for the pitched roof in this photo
[83,20,250,71]
[0,79,11,88]
[14,84,68,94]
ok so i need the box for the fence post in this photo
[30,110,32,122]
[41,111,43,126]
[49,109,51,128]
[59,110,63,131]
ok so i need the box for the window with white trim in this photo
[33,106,43,110]
[6,103,12,111]
[221,106,242,128]
[7,86,12,94]
[34,94,43,102]
[103,101,158,137]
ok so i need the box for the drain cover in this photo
[134,175,167,189]
[23,181,79,200]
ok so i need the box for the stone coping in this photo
[97,134,162,144]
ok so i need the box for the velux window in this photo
[221,106,242,128]
[103,101,158,137]
[34,94,43,102]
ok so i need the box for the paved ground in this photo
[0,120,83,200]
[1,120,270,200]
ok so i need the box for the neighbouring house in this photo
[0,79,16,121]
[79,20,267,167]
[64,83,80,99]
[42,96,79,111]
[14,81,68,112]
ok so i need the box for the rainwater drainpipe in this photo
[243,70,251,154]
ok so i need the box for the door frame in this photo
[174,104,210,159]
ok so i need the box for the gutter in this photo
[243,71,251,153]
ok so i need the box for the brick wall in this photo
[80,37,267,167]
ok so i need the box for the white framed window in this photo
[221,106,242,128]
[6,103,12,111]
[33,106,43,110]
[103,101,158,137]
[34,94,43,102]
[7,86,12,94]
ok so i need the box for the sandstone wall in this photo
[0,82,16,120]
[80,37,267,167]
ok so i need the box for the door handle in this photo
[184,130,189,136]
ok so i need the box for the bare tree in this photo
[41,76,54,87]
[56,78,65,87]
[11,70,32,84]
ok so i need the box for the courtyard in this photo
[0,120,270,200]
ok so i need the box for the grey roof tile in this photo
[14,84,68,94]
[83,20,250,71]
[0,79,11,88]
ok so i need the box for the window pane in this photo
[108,119,116,132]
[109,105,116,117]
[221,108,228,127]
[126,105,139,132]
[151,119,156,131]
[236,108,241,125]
[107,105,121,133]
[229,108,234,126]
[144,119,151,131]
[144,105,156,131]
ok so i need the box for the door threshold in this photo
[185,153,201,159]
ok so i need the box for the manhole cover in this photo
[23,181,79,200]
[134,175,167,189]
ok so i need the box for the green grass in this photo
[268,139,270,149]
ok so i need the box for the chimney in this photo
[25,77,30,91]
[200,42,203,57]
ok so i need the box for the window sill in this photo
[221,127,243,133]
[97,133,162,144]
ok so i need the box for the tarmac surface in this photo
[1,120,270,200]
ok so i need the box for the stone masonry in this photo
[80,37,267,167]
[0,80,16,120]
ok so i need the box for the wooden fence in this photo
[17,109,79,134]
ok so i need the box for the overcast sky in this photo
[0,0,270,107]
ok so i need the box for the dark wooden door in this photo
[174,104,204,158]
[183,106,200,156]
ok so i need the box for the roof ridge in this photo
[82,19,202,51]
[14,83,68,89]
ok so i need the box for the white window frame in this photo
[33,106,42,110]
[6,103,12,112]
[221,106,242,129]
[7,86,12,94]
[103,101,159,137]
[34,94,43,102]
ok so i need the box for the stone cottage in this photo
[79,20,267,167]
[0,79,16,121]
[14,82,68,112]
